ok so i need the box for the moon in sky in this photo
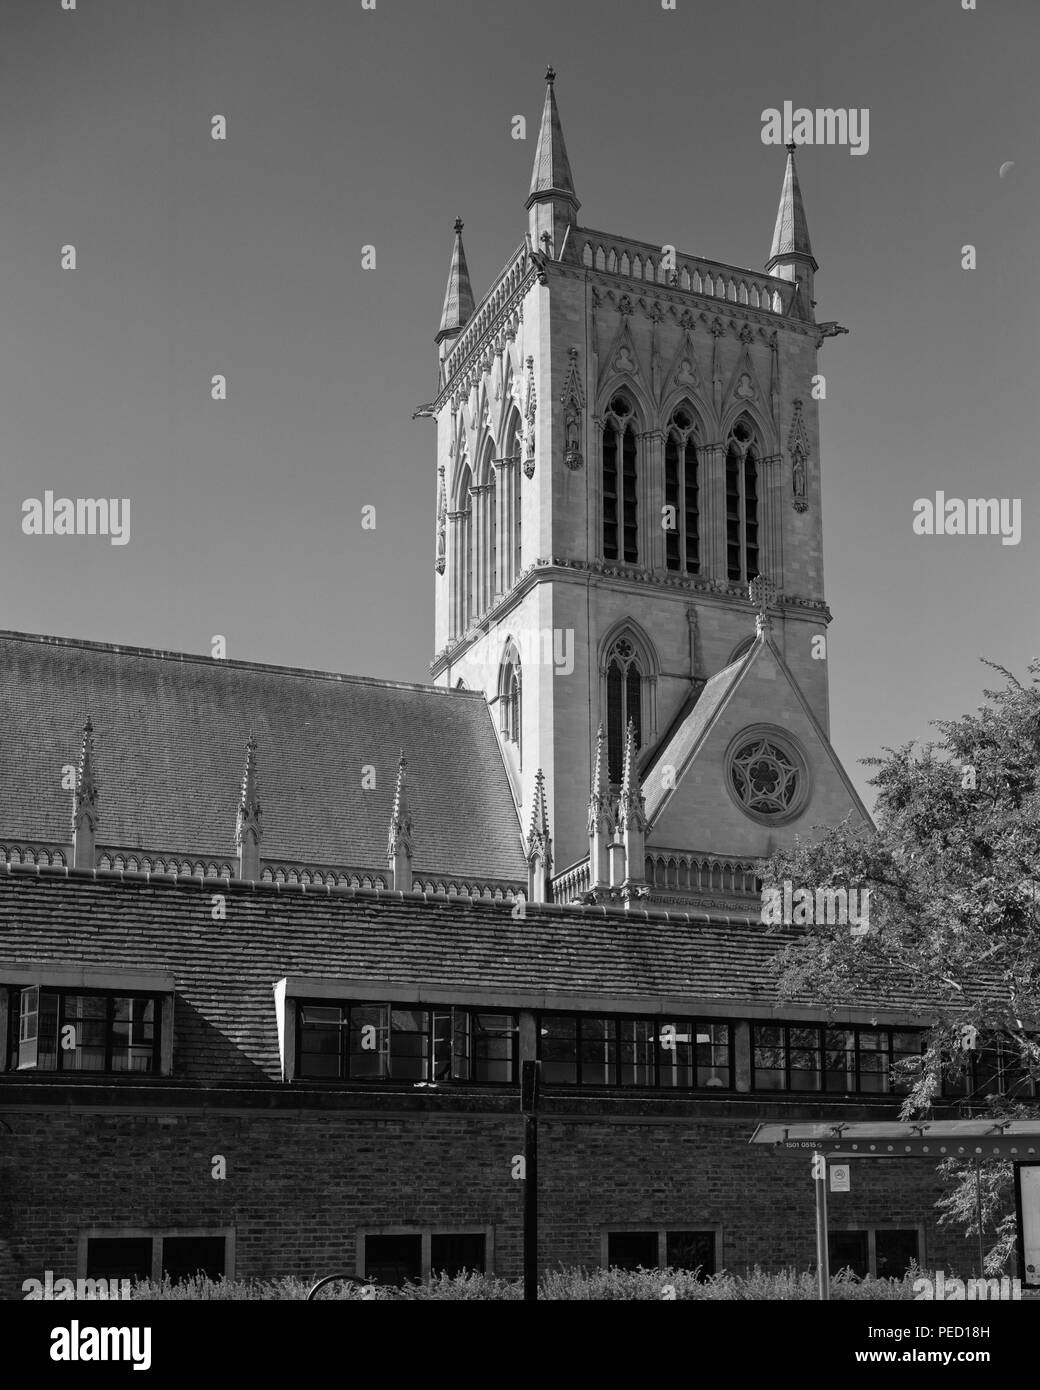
[998,161,1015,178]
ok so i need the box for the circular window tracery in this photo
[727,731,807,822]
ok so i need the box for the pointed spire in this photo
[387,751,414,891]
[436,217,476,345]
[766,146,817,319]
[588,725,613,892]
[767,145,817,270]
[527,67,579,212]
[525,768,553,903]
[618,720,648,899]
[235,733,262,880]
[72,717,99,869]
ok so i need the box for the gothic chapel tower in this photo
[424,71,867,886]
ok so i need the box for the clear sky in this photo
[0,0,1036,812]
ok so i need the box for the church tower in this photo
[423,72,866,885]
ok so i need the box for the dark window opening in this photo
[85,1238,152,1283]
[161,1236,227,1284]
[430,1233,486,1278]
[363,1234,422,1286]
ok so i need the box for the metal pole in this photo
[524,1113,538,1300]
[814,1151,830,1301]
[975,1158,985,1277]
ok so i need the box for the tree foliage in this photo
[763,659,1040,1268]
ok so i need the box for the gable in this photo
[646,635,869,858]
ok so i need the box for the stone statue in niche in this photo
[564,410,583,470]
[792,450,807,512]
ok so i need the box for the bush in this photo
[125,1265,922,1300]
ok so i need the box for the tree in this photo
[763,659,1040,1271]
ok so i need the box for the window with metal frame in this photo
[296,1002,518,1084]
[539,1014,733,1090]
[13,987,159,1074]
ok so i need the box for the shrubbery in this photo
[125,1265,923,1300]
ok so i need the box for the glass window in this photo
[753,1025,786,1090]
[658,1019,695,1089]
[13,989,159,1074]
[389,1008,429,1081]
[829,1230,869,1279]
[618,1018,655,1087]
[858,1029,890,1094]
[875,1229,919,1279]
[430,1233,486,1277]
[607,1231,657,1270]
[347,1004,389,1080]
[789,1026,821,1091]
[891,1032,924,1095]
[824,1028,856,1093]
[579,1017,615,1086]
[666,1230,716,1278]
[161,1236,227,1284]
[85,1237,152,1282]
[363,1234,422,1286]
[471,1013,515,1085]
[540,1016,578,1085]
[696,1023,730,1088]
[299,1005,343,1079]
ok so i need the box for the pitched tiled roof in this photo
[0,631,526,883]
[0,868,984,1084]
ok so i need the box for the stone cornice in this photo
[430,562,831,675]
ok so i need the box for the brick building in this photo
[0,72,1012,1293]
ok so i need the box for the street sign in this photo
[830,1163,851,1192]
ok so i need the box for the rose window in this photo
[730,738,799,816]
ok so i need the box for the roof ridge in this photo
[0,629,486,698]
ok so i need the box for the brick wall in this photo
[0,1102,987,1297]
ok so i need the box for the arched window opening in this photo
[725,418,760,583]
[602,394,638,563]
[498,645,522,767]
[664,406,700,575]
[605,634,643,782]
[457,461,473,629]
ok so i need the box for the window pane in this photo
[540,1016,577,1085]
[789,1026,821,1091]
[300,1005,343,1079]
[618,1019,655,1087]
[389,1009,429,1081]
[828,1230,869,1279]
[579,1017,615,1086]
[666,1230,715,1278]
[696,1023,730,1088]
[858,1029,890,1094]
[891,1032,924,1095]
[753,1025,785,1090]
[430,1010,453,1081]
[658,1019,695,1088]
[363,1234,422,1286]
[607,1231,657,1270]
[111,997,156,1074]
[61,994,108,1072]
[161,1236,227,1283]
[430,1233,485,1277]
[824,1028,856,1093]
[348,1004,388,1080]
[86,1237,152,1282]
[471,1013,515,1085]
[875,1229,919,1279]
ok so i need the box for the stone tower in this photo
[423,71,866,885]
